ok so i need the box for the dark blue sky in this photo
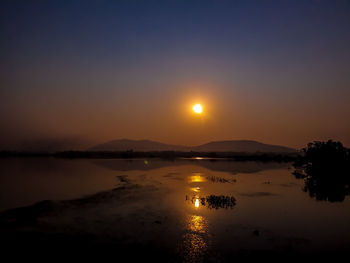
[1,0,350,149]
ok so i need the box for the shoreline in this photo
[0,150,299,162]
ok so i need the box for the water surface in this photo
[1,158,349,261]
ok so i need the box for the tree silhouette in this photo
[293,140,350,202]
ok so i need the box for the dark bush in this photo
[293,140,350,202]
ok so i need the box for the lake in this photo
[1,158,350,262]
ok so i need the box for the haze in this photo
[1,0,350,151]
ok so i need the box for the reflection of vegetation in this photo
[187,195,236,209]
[293,140,350,202]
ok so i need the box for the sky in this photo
[1,0,350,150]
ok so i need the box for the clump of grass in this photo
[206,175,230,183]
[188,195,236,209]
[205,195,236,209]
[116,175,129,183]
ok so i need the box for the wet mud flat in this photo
[0,183,181,261]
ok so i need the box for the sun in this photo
[193,104,202,114]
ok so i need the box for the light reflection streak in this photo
[188,173,206,183]
[181,172,210,261]
[194,198,200,208]
[190,186,201,192]
[182,214,209,262]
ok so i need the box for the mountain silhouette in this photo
[89,139,295,153]
[191,140,295,153]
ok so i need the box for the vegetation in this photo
[188,195,236,209]
[204,195,236,209]
[293,140,350,202]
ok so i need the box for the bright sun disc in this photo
[193,104,202,114]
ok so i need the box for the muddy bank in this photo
[0,183,183,261]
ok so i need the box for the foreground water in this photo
[1,158,350,261]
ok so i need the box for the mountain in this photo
[89,139,296,153]
[191,140,295,153]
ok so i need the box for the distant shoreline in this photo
[0,150,299,162]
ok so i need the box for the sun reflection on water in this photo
[181,214,209,262]
[188,173,206,183]
[188,215,207,233]
[180,172,210,261]
[194,198,200,208]
[190,186,201,192]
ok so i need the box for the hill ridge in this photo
[89,139,296,153]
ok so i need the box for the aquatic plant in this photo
[206,175,230,183]
[188,195,236,209]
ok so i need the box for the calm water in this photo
[1,158,350,261]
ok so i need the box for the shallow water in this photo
[1,158,350,261]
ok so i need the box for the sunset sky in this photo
[1,0,350,150]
